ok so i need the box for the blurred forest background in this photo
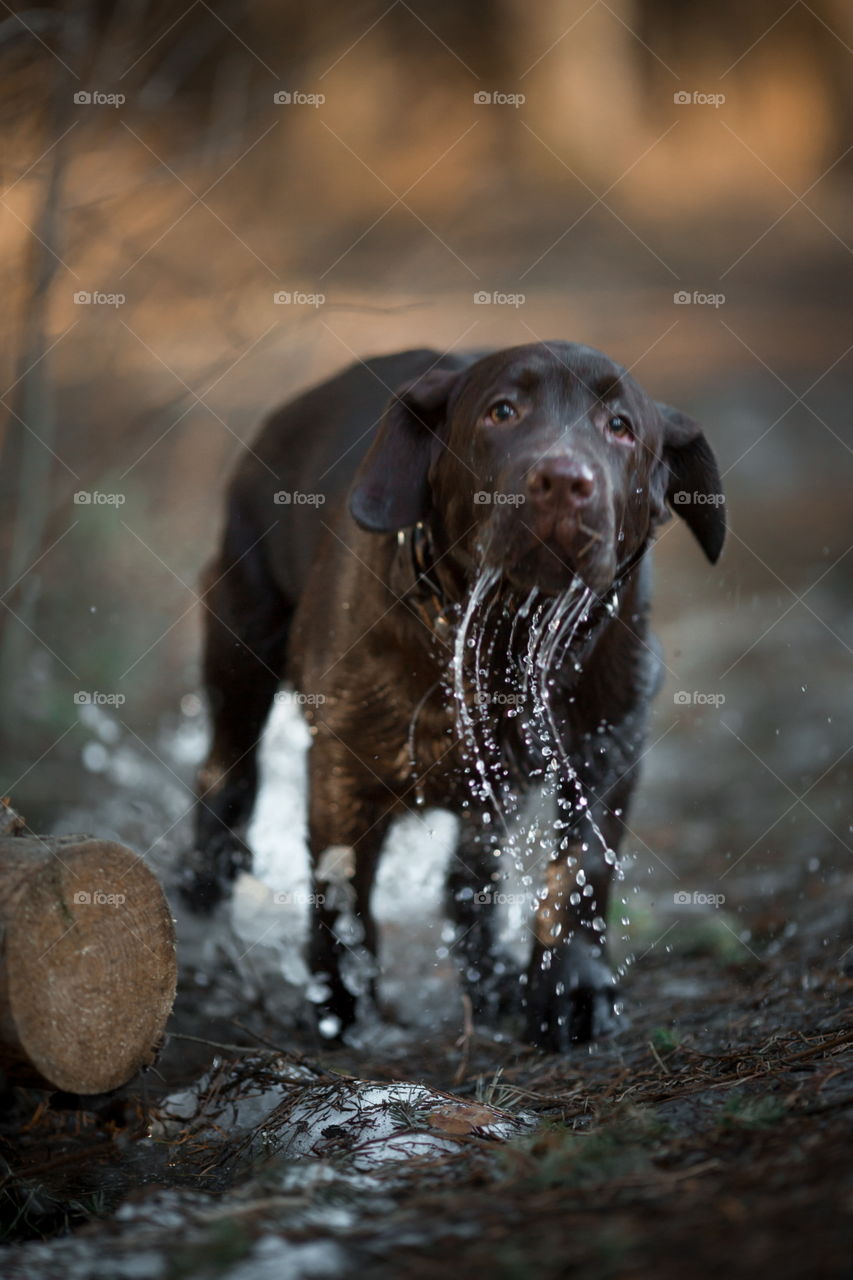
[0,0,851,955]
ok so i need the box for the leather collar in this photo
[398,522,453,639]
[397,522,650,642]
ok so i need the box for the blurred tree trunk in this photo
[0,79,67,716]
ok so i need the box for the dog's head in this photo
[350,341,725,596]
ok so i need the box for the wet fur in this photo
[181,342,724,1050]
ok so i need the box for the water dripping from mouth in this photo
[451,566,504,824]
[447,570,618,900]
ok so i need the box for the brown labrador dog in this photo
[180,341,725,1050]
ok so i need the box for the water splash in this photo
[451,566,506,831]
[447,569,617,899]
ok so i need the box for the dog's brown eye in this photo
[486,400,517,424]
[607,414,634,441]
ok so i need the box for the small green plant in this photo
[650,1026,680,1054]
[499,1105,665,1190]
[722,1092,787,1130]
[167,1219,254,1279]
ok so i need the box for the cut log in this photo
[0,833,177,1094]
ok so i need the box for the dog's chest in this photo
[328,606,626,808]
[400,661,584,807]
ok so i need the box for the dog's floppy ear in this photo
[349,367,459,532]
[656,402,726,563]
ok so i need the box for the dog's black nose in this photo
[527,458,595,510]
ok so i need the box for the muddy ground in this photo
[0,907,850,1279]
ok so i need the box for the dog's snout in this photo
[527,458,595,510]
[519,455,605,586]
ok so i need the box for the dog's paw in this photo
[308,979,359,1045]
[525,984,619,1052]
[523,940,620,1051]
[466,954,525,1023]
[176,835,252,914]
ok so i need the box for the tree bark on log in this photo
[0,832,177,1094]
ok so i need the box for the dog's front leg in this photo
[305,748,390,1039]
[524,802,622,1051]
[446,816,523,1021]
